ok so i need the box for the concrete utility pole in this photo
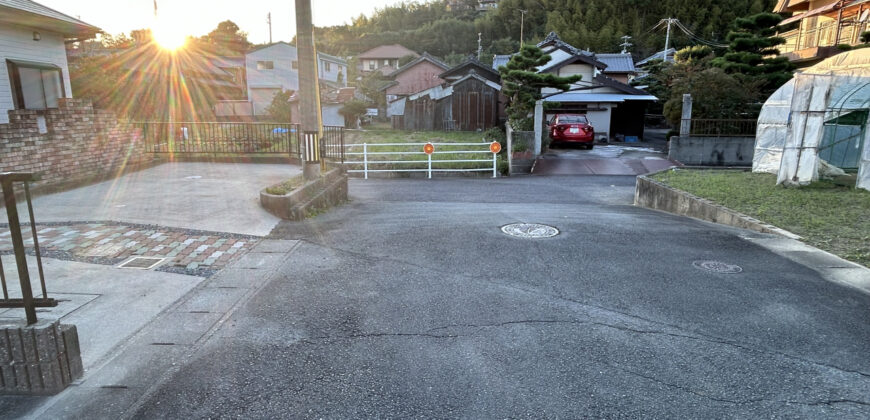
[519,9,527,47]
[295,0,322,180]
[663,18,674,62]
[267,12,272,44]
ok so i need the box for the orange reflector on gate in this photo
[490,141,502,154]
[423,143,435,155]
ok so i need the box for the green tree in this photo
[265,90,294,122]
[711,12,794,95]
[339,99,369,128]
[498,45,582,129]
[199,20,251,55]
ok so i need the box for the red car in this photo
[549,114,595,149]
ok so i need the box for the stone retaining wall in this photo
[0,99,152,192]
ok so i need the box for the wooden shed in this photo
[392,72,502,131]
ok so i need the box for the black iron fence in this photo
[0,173,56,325]
[684,119,757,137]
[320,125,345,163]
[135,122,301,157]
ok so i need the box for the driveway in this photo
[118,176,870,418]
[533,128,678,176]
[1,162,300,236]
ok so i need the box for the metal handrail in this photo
[0,172,57,325]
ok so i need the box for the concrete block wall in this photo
[0,99,149,190]
[668,136,755,167]
[1,320,83,395]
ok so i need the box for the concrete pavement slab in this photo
[0,162,300,236]
[134,311,223,345]
[0,255,202,370]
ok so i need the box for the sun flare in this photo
[152,23,187,51]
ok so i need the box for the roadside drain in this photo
[501,223,560,239]
[693,260,743,274]
[118,257,165,270]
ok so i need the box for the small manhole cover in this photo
[693,260,743,274]
[118,257,165,270]
[501,223,559,239]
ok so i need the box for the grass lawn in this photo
[343,128,503,172]
[651,169,870,267]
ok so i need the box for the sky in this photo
[37,0,409,44]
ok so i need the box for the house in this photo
[499,32,657,140]
[391,56,503,131]
[242,42,347,116]
[357,44,419,75]
[0,0,100,123]
[636,48,676,67]
[477,0,500,11]
[596,53,638,84]
[775,0,870,67]
[381,53,451,105]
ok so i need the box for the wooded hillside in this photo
[313,0,778,61]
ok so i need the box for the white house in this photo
[0,0,99,123]
[245,42,347,116]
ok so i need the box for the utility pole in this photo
[519,9,527,47]
[295,0,322,180]
[477,32,483,60]
[663,17,675,62]
[620,35,632,54]
[267,12,272,44]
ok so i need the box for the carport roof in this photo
[544,92,658,103]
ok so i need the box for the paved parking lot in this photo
[1,162,300,237]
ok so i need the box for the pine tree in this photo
[498,45,582,129]
[712,12,794,94]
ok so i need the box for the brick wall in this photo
[0,98,151,190]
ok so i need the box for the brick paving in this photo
[0,222,259,276]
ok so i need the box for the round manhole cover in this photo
[693,260,743,274]
[501,223,559,239]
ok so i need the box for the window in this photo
[323,61,331,72]
[368,61,375,70]
[383,59,390,66]
[292,61,298,70]
[6,60,64,110]
[257,61,274,70]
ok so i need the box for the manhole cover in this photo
[118,257,165,270]
[501,223,559,239]
[692,260,743,274]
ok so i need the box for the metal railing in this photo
[1,173,56,325]
[683,119,757,137]
[344,142,500,178]
[779,18,868,54]
[320,126,345,163]
[135,122,301,157]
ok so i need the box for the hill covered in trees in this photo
[313,0,778,62]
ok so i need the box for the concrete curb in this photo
[260,167,348,220]
[634,168,801,240]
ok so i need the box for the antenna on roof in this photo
[477,33,483,60]
[620,35,632,54]
[153,0,157,17]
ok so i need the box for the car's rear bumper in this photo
[550,134,594,143]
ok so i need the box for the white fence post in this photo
[492,152,497,178]
[428,152,432,179]
[506,122,513,176]
[679,94,692,137]
[534,100,543,156]
[363,143,368,180]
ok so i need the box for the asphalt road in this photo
[131,176,870,419]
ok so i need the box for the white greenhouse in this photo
[753,49,870,191]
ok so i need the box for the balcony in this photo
[779,18,868,63]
